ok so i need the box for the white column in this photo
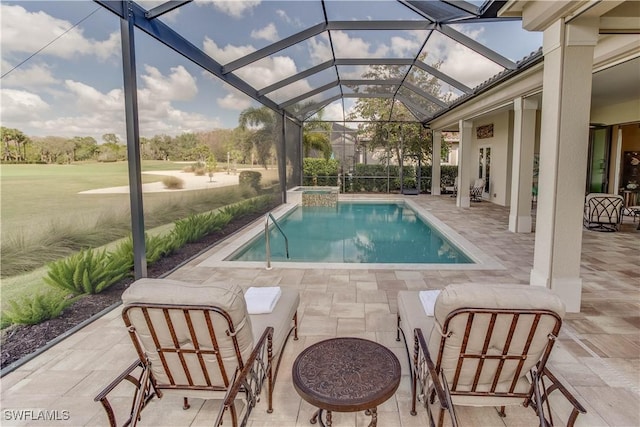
[431,130,442,195]
[509,97,538,233]
[456,120,473,208]
[530,17,599,312]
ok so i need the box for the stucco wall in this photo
[591,99,640,125]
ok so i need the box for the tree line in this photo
[0,126,268,166]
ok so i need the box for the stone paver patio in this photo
[1,195,638,426]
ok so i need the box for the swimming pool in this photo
[229,202,472,264]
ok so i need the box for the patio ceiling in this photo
[97,0,538,125]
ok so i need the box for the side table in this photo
[292,337,401,427]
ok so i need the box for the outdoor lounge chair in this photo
[445,177,459,197]
[94,278,299,427]
[396,283,586,426]
[470,178,485,202]
[583,193,624,231]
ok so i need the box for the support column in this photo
[509,97,538,233]
[530,17,598,312]
[431,130,442,195]
[456,120,473,208]
[279,112,287,203]
[121,2,146,279]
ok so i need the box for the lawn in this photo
[0,161,279,312]
[1,161,184,233]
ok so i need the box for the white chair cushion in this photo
[249,287,299,358]
[122,279,253,392]
[399,283,565,407]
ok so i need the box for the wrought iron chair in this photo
[446,177,459,197]
[396,283,586,426]
[583,193,624,231]
[470,178,485,202]
[95,279,299,427]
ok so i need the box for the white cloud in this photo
[276,9,303,27]
[234,55,301,91]
[203,37,256,64]
[427,30,503,88]
[139,65,198,101]
[0,4,119,61]
[251,23,279,42]
[195,0,261,18]
[0,62,59,87]
[317,101,344,122]
[217,92,253,111]
[3,65,223,138]
[0,89,49,121]
[64,80,124,112]
[390,35,421,57]
[310,31,389,60]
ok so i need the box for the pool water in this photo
[229,202,473,264]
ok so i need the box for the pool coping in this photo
[198,195,505,271]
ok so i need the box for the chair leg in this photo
[267,338,274,413]
[497,406,506,417]
[183,397,190,410]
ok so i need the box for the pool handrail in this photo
[265,212,289,270]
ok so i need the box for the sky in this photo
[0,0,542,142]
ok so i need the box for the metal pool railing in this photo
[265,212,289,270]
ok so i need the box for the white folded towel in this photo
[245,286,282,314]
[419,290,441,317]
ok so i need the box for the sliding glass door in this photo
[587,127,610,193]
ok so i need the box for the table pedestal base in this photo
[309,408,378,427]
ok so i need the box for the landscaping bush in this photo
[112,232,179,267]
[239,170,262,192]
[2,291,77,326]
[172,211,233,246]
[440,165,458,187]
[194,167,206,176]
[162,176,185,189]
[44,249,131,295]
[302,158,339,186]
[350,164,396,192]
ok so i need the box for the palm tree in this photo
[302,112,332,160]
[238,106,280,169]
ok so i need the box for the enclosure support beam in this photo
[120,1,147,278]
[279,113,288,204]
[431,130,442,195]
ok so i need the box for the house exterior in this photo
[426,0,639,312]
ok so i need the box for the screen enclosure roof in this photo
[97,0,543,125]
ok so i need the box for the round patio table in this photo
[292,337,401,427]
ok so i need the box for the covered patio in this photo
[1,196,638,426]
[1,0,638,425]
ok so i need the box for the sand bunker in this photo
[79,170,240,194]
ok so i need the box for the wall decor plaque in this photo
[477,124,494,139]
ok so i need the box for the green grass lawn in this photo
[1,161,186,232]
[0,161,281,314]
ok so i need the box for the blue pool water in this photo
[230,202,473,264]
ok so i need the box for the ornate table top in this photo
[292,337,401,412]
